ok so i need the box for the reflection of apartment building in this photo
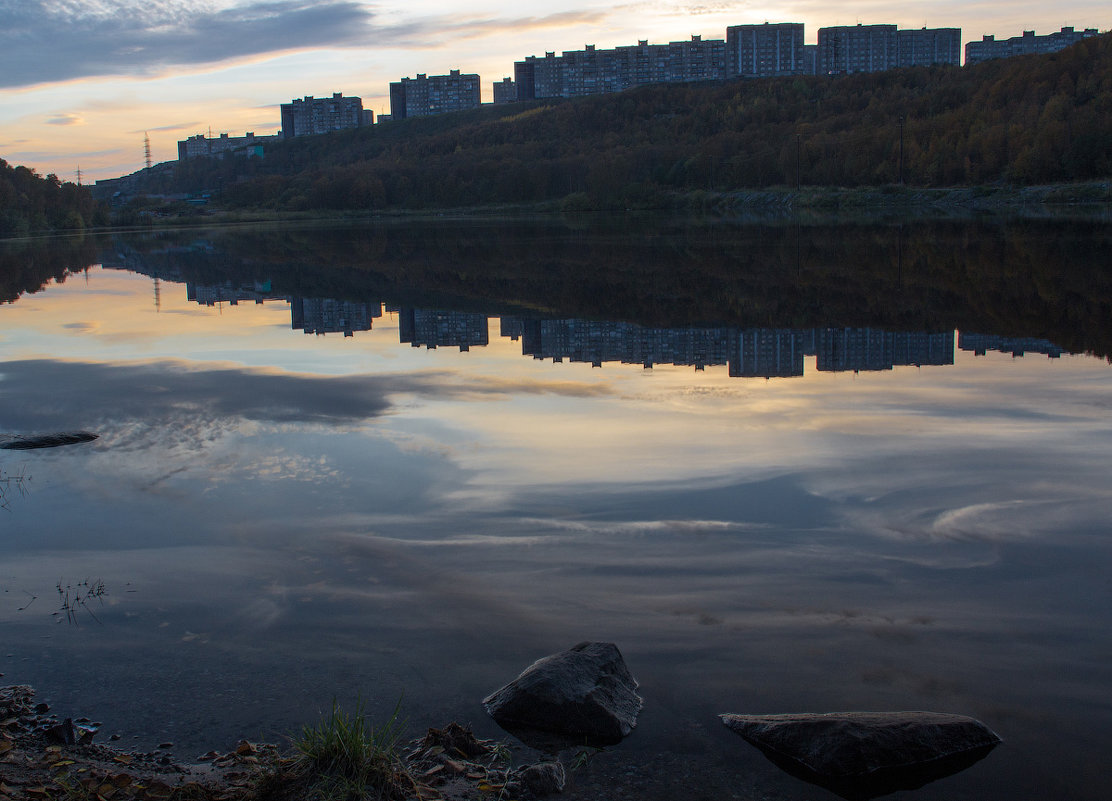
[177,132,275,161]
[892,331,954,366]
[513,318,731,370]
[817,328,895,372]
[280,93,365,138]
[389,71,481,119]
[399,309,489,350]
[726,23,805,78]
[965,27,1099,65]
[292,298,380,337]
[817,328,955,371]
[958,332,1066,357]
[729,329,805,378]
[514,35,728,100]
[187,280,282,306]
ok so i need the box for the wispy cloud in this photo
[0,0,378,89]
[46,113,86,126]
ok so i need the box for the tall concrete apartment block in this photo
[492,77,517,104]
[818,24,898,74]
[514,35,727,100]
[965,26,1100,65]
[818,24,961,73]
[726,23,805,78]
[389,70,481,119]
[177,131,275,160]
[280,93,364,138]
[897,27,961,67]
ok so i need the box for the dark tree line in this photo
[0,159,107,237]
[103,217,1112,359]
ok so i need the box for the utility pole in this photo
[795,133,801,191]
[144,132,152,169]
[75,166,82,186]
[898,116,905,185]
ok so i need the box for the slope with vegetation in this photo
[107,34,1112,212]
[0,159,107,237]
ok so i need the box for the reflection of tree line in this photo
[0,237,99,303]
[93,217,1112,359]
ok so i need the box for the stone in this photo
[0,431,98,450]
[512,761,566,797]
[720,711,1001,801]
[483,642,642,745]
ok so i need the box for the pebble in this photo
[158,742,174,749]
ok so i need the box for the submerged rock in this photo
[0,431,99,450]
[483,642,642,746]
[511,761,566,797]
[720,711,1001,800]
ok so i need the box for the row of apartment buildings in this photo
[391,22,1097,116]
[177,22,1101,157]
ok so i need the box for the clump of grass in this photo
[278,697,421,801]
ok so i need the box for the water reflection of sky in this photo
[2,267,1111,800]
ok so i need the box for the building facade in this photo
[280,93,364,138]
[389,71,481,120]
[965,26,1100,65]
[177,132,275,161]
[726,23,805,78]
[514,35,728,101]
[493,77,517,104]
[896,27,962,67]
[818,24,899,74]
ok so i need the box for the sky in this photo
[0,1,1107,183]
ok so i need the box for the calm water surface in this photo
[1,218,1110,801]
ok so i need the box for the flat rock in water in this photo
[720,711,1001,800]
[483,642,642,745]
[0,431,99,450]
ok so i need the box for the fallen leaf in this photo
[112,754,133,764]
[51,759,76,768]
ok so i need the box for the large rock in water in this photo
[0,431,98,450]
[720,711,1001,800]
[483,642,642,745]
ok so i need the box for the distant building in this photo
[897,27,962,67]
[292,298,380,337]
[361,109,375,126]
[818,24,899,74]
[729,329,805,378]
[958,332,1066,357]
[802,44,819,75]
[280,93,364,138]
[965,26,1100,65]
[399,309,488,350]
[493,77,517,104]
[514,34,727,101]
[389,71,481,120]
[177,132,275,161]
[726,23,805,78]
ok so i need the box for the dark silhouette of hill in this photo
[0,159,107,237]
[104,34,1112,212]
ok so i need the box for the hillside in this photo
[104,34,1112,211]
[0,159,106,237]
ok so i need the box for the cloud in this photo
[0,359,614,435]
[0,0,377,89]
[134,121,205,133]
[389,9,610,49]
[46,113,86,126]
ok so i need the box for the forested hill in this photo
[1,160,106,237]
[116,33,1110,211]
